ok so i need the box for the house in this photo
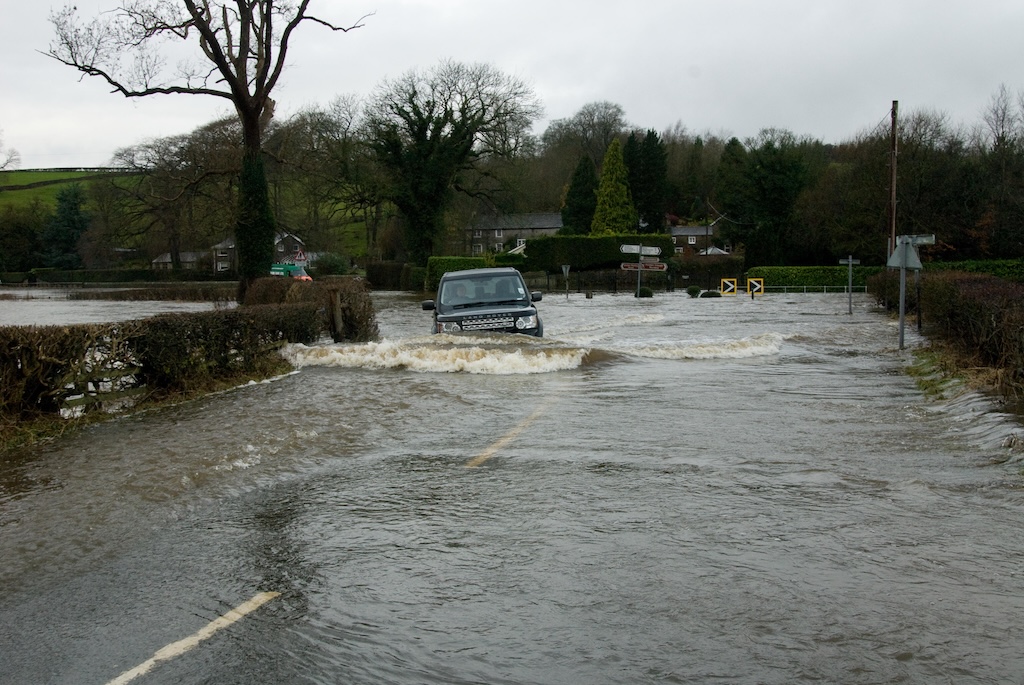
[150,251,208,271]
[152,231,310,274]
[466,213,562,255]
[670,224,731,258]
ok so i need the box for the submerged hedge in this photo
[1,276,379,419]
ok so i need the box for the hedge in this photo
[868,269,1024,395]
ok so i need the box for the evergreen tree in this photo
[42,184,90,270]
[636,130,668,232]
[560,156,598,234]
[591,139,637,235]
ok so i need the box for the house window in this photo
[472,243,484,255]
[217,250,229,258]
[473,229,482,238]
[516,238,526,248]
[494,229,503,238]
[494,242,503,252]
[277,243,285,252]
[217,261,230,272]
[688,236,697,245]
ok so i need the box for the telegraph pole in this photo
[888,100,898,256]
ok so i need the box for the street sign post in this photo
[561,264,570,300]
[839,255,860,315]
[619,244,663,296]
[887,235,932,349]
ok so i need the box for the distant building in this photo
[670,225,731,257]
[152,231,309,273]
[466,213,562,255]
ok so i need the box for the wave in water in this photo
[618,332,785,360]
[281,338,590,375]
[282,331,783,375]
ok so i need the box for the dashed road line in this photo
[105,591,281,685]
[465,400,553,468]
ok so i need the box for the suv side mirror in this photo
[531,292,543,302]
[421,300,435,311]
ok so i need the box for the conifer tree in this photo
[560,156,598,234]
[591,139,637,235]
[42,184,89,270]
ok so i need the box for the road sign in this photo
[621,262,667,271]
[619,244,662,256]
[747,278,764,295]
[640,255,659,262]
[293,249,308,264]
[721,278,738,295]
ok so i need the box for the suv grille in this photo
[461,314,516,331]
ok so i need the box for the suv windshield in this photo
[439,275,528,309]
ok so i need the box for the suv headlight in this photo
[439,321,462,333]
[515,315,538,330]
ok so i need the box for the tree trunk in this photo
[235,115,276,302]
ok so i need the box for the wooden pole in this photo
[889,100,898,257]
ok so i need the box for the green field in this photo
[0,170,110,208]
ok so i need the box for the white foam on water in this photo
[281,339,591,375]
[617,332,785,360]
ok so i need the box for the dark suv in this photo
[421,267,544,336]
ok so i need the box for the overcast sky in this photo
[3,0,1024,169]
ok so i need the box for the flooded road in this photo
[2,291,1024,684]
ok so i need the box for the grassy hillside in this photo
[0,170,110,208]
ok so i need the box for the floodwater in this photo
[0,287,222,325]
[2,290,1024,684]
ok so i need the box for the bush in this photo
[699,290,723,298]
[311,252,349,277]
[637,286,654,298]
[686,285,702,298]
[869,270,1024,395]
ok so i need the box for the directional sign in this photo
[721,278,738,295]
[747,278,764,295]
[619,244,662,256]
[621,261,667,271]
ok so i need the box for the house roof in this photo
[472,212,563,231]
[671,225,719,237]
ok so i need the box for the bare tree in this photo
[0,129,20,170]
[46,1,365,297]
[363,60,542,264]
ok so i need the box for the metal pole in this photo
[847,255,854,315]
[898,263,907,350]
[636,243,643,297]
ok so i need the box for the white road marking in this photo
[105,591,281,685]
[465,400,552,468]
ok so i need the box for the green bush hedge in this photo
[746,265,884,287]
[0,303,324,417]
[868,269,1024,395]
[424,256,488,292]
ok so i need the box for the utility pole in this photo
[888,100,898,257]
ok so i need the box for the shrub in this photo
[686,285,702,298]
[699,290,722,298]
[637,286,654,298]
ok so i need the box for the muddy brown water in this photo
[1,291,1023,684]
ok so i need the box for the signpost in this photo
[839,255,860,315]
[886,235,933,349]
[619,244,663,296]
[561,264,570,300]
